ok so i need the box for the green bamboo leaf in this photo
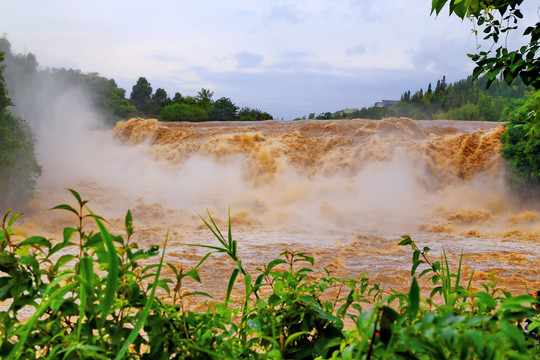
[91,213,119,328]
[454,250,463,293]
[193,252,214,270]
[227,207,233,249]
[115,232,168,360]
[77,256,94,341]
[186,243,226,253]
[185,269,201,283]
[408,277,420,321]
[198,214,227,249]
[51,204,79,217]
[182,291,213,298]
[226,268,240,302]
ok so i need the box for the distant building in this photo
[374,100,399,107]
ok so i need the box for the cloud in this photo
[411,35,476,77]
[345,44,366,57]
[233,51,263,69]
[265,4,303,25]
[150,54,183,62]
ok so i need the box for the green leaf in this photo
[67,188,85,207]
[54,254,75,270]
[226,268,240,303]
[51,204,79,217]
[408,277,420,321]
[18,255,40,275]
[18,236,51,250]
[125,210,133,237]
[115,232,168,360]
[431,0,449,15]
[182,291,213,298]
[63,227,77,243]
[7,212,22,227]
[91,213,119,329]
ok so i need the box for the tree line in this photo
[0,37,273,126]
[299,75,533,122]
[130,77,273,122]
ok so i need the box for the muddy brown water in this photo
[19,117,539,304]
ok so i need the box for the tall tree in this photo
[130,77,153,111]
[0,52,41,210]
[196,88,214,110]
[152,88,169,108]
[210,97,238,121]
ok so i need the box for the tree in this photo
[431,0,539,89]
[152,88,169,108]
[172,92,183,104]
[130,77,152,111]
[210,97,238,121]
[238,107,273,121]
[196,88,214,110]
[0,52,41,210]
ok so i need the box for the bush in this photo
[159,103,209,122]
[0,190,538,359]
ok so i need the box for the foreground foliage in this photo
[0,190,538,359]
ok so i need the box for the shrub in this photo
[159,103,209,122]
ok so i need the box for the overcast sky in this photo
[1,1,538,119]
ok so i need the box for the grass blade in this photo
[115,231,169,360]
[91,213,119,329]
[226,268,240,303]
[10,275,76,359]
[77,256,94,341]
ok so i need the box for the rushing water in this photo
[21,117,540,301]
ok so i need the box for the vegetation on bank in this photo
[0,190,538,359]
[501,90,540,186]
[300,76,532,122]
[131,78,274,122]
[0,37,273,125]
[0,51,41,211]
[0,37,137,126]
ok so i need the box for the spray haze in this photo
[7,73,540,294]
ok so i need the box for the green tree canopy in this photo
[210,97,238,121]
[0,52,41,210]
[152,88,169,108]
[130,77,153,111]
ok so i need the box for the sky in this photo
[1,0,538,120]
